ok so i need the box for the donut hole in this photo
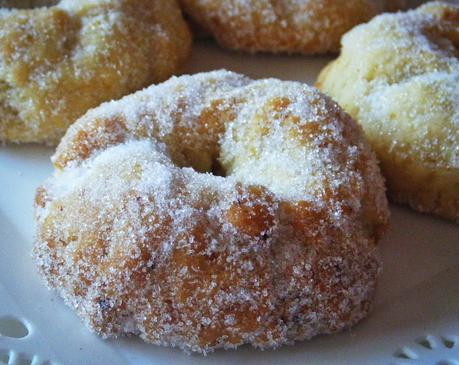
[210,159,226,177]
[0,0,59,9]
[423,7,459,55]
[176,147,227,177]
[165,133,227,178]
[425,27,459,55]
[185,157,227,177]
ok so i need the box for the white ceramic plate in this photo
[1,40,459,365]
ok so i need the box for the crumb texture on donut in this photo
[0,0,191,144]
[34,70,389,353]
[179,0,411,54]
[317,1,459,222]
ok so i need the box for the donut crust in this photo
[0,0,191,144]
[34,70,389,353]
[317,1,459,222]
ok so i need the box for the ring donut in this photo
[0,0,191,144]
[317,1,459,222]
[34,70,389,353]
[179,0,411,54]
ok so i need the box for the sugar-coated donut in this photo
[0,0,191,144]
[34,70,389,353]
[179,0,412,55]
[317,1,459,222]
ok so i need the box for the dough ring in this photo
[179,0,414,55]
[0,0,191,144]
[34,70,389,353]
[317,1,459,222]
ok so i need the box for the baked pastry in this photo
[317,1,459,222]
[0,0,191,144]
[34,70,389,353]
[179,0,410,55]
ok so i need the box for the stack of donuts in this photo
[1,0,457,354]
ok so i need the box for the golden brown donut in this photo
[179,0,412,54]
[317,1,459,222]
[0,0,191,144]
[34,70,389,353]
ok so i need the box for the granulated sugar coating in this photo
[317,1,459,222]
[0,0,191,144]
[179,0,410,55]
[34,70,389,354]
